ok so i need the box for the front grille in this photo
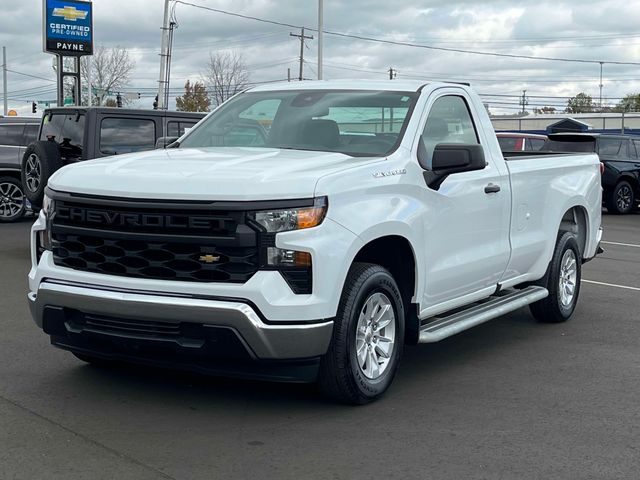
[83,314,183,338]
[51,199,259,283]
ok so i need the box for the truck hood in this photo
[48,147,379,201]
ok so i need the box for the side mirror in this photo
[155,136,179,149]
[418,137,486,175]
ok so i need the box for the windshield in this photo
[179,89,418,157]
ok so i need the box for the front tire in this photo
[530,231,581,323]
[318,263,405,404]
[606,180,635,215]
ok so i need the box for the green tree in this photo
[176,80,211,112]
[565,93,594,114]
[614,93,640,112]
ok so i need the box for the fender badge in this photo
[373,168,406,178]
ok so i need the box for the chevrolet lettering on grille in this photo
[56,206,218,230]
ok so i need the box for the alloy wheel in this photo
[355,292,396,380]
[616,184,632,212]
[25,153,41,193]
[558,249,577,308]
[0,181,24,220]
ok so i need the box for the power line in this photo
[6,69,56,82]
[173,1,640,66]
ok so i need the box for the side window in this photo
[23,124,39,144]
[421,95,479,157]
[498,137,518,151]
[167,121,197,138]
[598,138,624,158]
[0,124,24,146]
[100,118,156,155]
[40,114,65,142]
[59,114,85,159]
[529,138,546,151]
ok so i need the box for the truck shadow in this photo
[55,308,544,410]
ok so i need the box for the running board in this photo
[418,286,548,343]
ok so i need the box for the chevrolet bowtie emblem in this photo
[52,6,88,21]
[199,254,220,264]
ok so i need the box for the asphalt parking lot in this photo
[1,212,639,480]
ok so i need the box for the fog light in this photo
[267,247,311,267]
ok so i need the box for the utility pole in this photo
[2,47,7,116]
[290,27,313,81]
[157,0,171,110]
[599,62,604,111]
[317,0,324,80]
[287,68,291,82]
[388,67,397,80]
[520,89,529,115]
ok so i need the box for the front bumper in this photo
[28,280,334,380]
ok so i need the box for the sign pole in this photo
[55,55,64,107]
[2,47,7,116]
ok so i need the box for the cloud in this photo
[3,0,640,116]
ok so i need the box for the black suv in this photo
[21,107,205,208]
[0,117,40,222]
[541,133,640,214]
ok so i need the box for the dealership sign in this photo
[43,0,93,55]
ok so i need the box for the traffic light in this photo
[116,93,122,108]
[31,102,37,114]
[153,95,158,110]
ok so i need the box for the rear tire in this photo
[0,176,26,223]
[530,231,581,323]
[605,180,635,215]
[318,263,405,405]
[21,141,63,209]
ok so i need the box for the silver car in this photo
[0,117,39,222]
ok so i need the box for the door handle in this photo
[484,183,501,194]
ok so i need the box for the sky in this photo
[3,0,640,116]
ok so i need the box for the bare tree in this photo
[202,51,250,107]
[81,46,135,105]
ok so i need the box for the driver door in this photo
[419,91,511,311]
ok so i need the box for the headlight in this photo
[38,194,54,254]
[42,194,54,216]
[248,198,327,233]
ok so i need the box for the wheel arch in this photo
[351,234,419,344]
[558,204,589,259]
[0,169,22,182]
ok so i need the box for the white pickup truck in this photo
[28,80,602,404]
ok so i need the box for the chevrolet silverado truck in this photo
[28,81,602,404]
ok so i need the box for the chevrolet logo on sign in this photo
[52,5,88,21]
[199,255,221,264]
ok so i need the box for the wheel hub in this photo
[355,292,396,380]
[558,249,577,308]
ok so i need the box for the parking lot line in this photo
[582,279,640,292]
[601,241,640,249]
